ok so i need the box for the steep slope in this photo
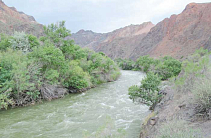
[130,2,211,60]
[71,22,154,59]
[0,0,43,36]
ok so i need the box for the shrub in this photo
[28,34,40,49]
[175,48,210,93]
[41,21,71,47]
[9,32,31,52]
[135,55,155,72]
[192,75,211,119]
[0,49,41,106]
[115,58,135,70]
[129,72,162,109]
[63,61,92,89]
[0,34,11,51]
[28,44,66,72]
[0,21,120,109]
[154,56,181,80]
[157,120,202,138]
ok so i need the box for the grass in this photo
[157,119,202,138]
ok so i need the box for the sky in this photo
[3,0,209,33]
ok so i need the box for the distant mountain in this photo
[130,2,211,60]
[71,3,211,60]
[70,22,154,59]
[0,0,43,36]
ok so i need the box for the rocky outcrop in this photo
[71,3,211,60]
[70,22,155,59]
[131,2,211,60]
[0,0,43,36]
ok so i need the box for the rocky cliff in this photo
[71,22,155,59]
[131,3,211,59]
[72,3,211,60]
[0,0,43,36]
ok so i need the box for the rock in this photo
[40,84,68,100]
[131,3,211,60]
[70,3,211,61]
[69,22,155,59]
[149,117,158,126]
[0,1,43,36]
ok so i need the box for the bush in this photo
[41,21,71,47]
[129,72,162,109]
[28,44,66,72]
[135,55,155,72]
[0,21,120,109]
[192,75,211,119]
[175,48,210,93]
[157,120,202,138]
[9,32,31,52]
[0,49,41,106]
[63,60,91,89]
[154,56,181,80]
[115,58,135,70]
[0,34,11,51]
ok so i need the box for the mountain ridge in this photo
[70,22,155,59]
[71,2,211,60]
[0,0,43,36]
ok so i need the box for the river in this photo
[0,70,149,138]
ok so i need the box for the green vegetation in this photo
[0,21,120,109]
[175,48,211,119]
[115,58,135,70]
[157,120,202,138]
[154,56,181,80]
[129,72,162,110]
[135,55,156,72]
[126,55,181,109]
[116,55,181,80]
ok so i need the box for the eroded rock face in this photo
[131,2,211,60]
[71,3,211,60]
[70,22,155,59]
[0,1,43,36]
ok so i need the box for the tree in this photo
[41,21,71,47]
[129,72,162,110]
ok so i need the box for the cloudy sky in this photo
[4,0,209,33]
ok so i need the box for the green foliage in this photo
[41,21,71,47]
[175,48,210,93]
[117,55,181,81]
[9,32,30,52]
[0,49,41,107]
[129,72,162,109]
[28,34,40,49]
[192,70,211,119]
[135,55,155,72]
[63,61,91,89]
[29,44,66,72]
[44,69,60,85]
[154,56,181,80]
[0,34,11,51]
[0,21,120,109]
[157,120,202,138]
[115,58,135,70]
[60,40,87,60]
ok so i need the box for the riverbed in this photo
[0,70,149,138]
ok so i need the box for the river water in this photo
[0,70,149,138]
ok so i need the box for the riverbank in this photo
[140,82,211,138]
[0,70,149,138]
